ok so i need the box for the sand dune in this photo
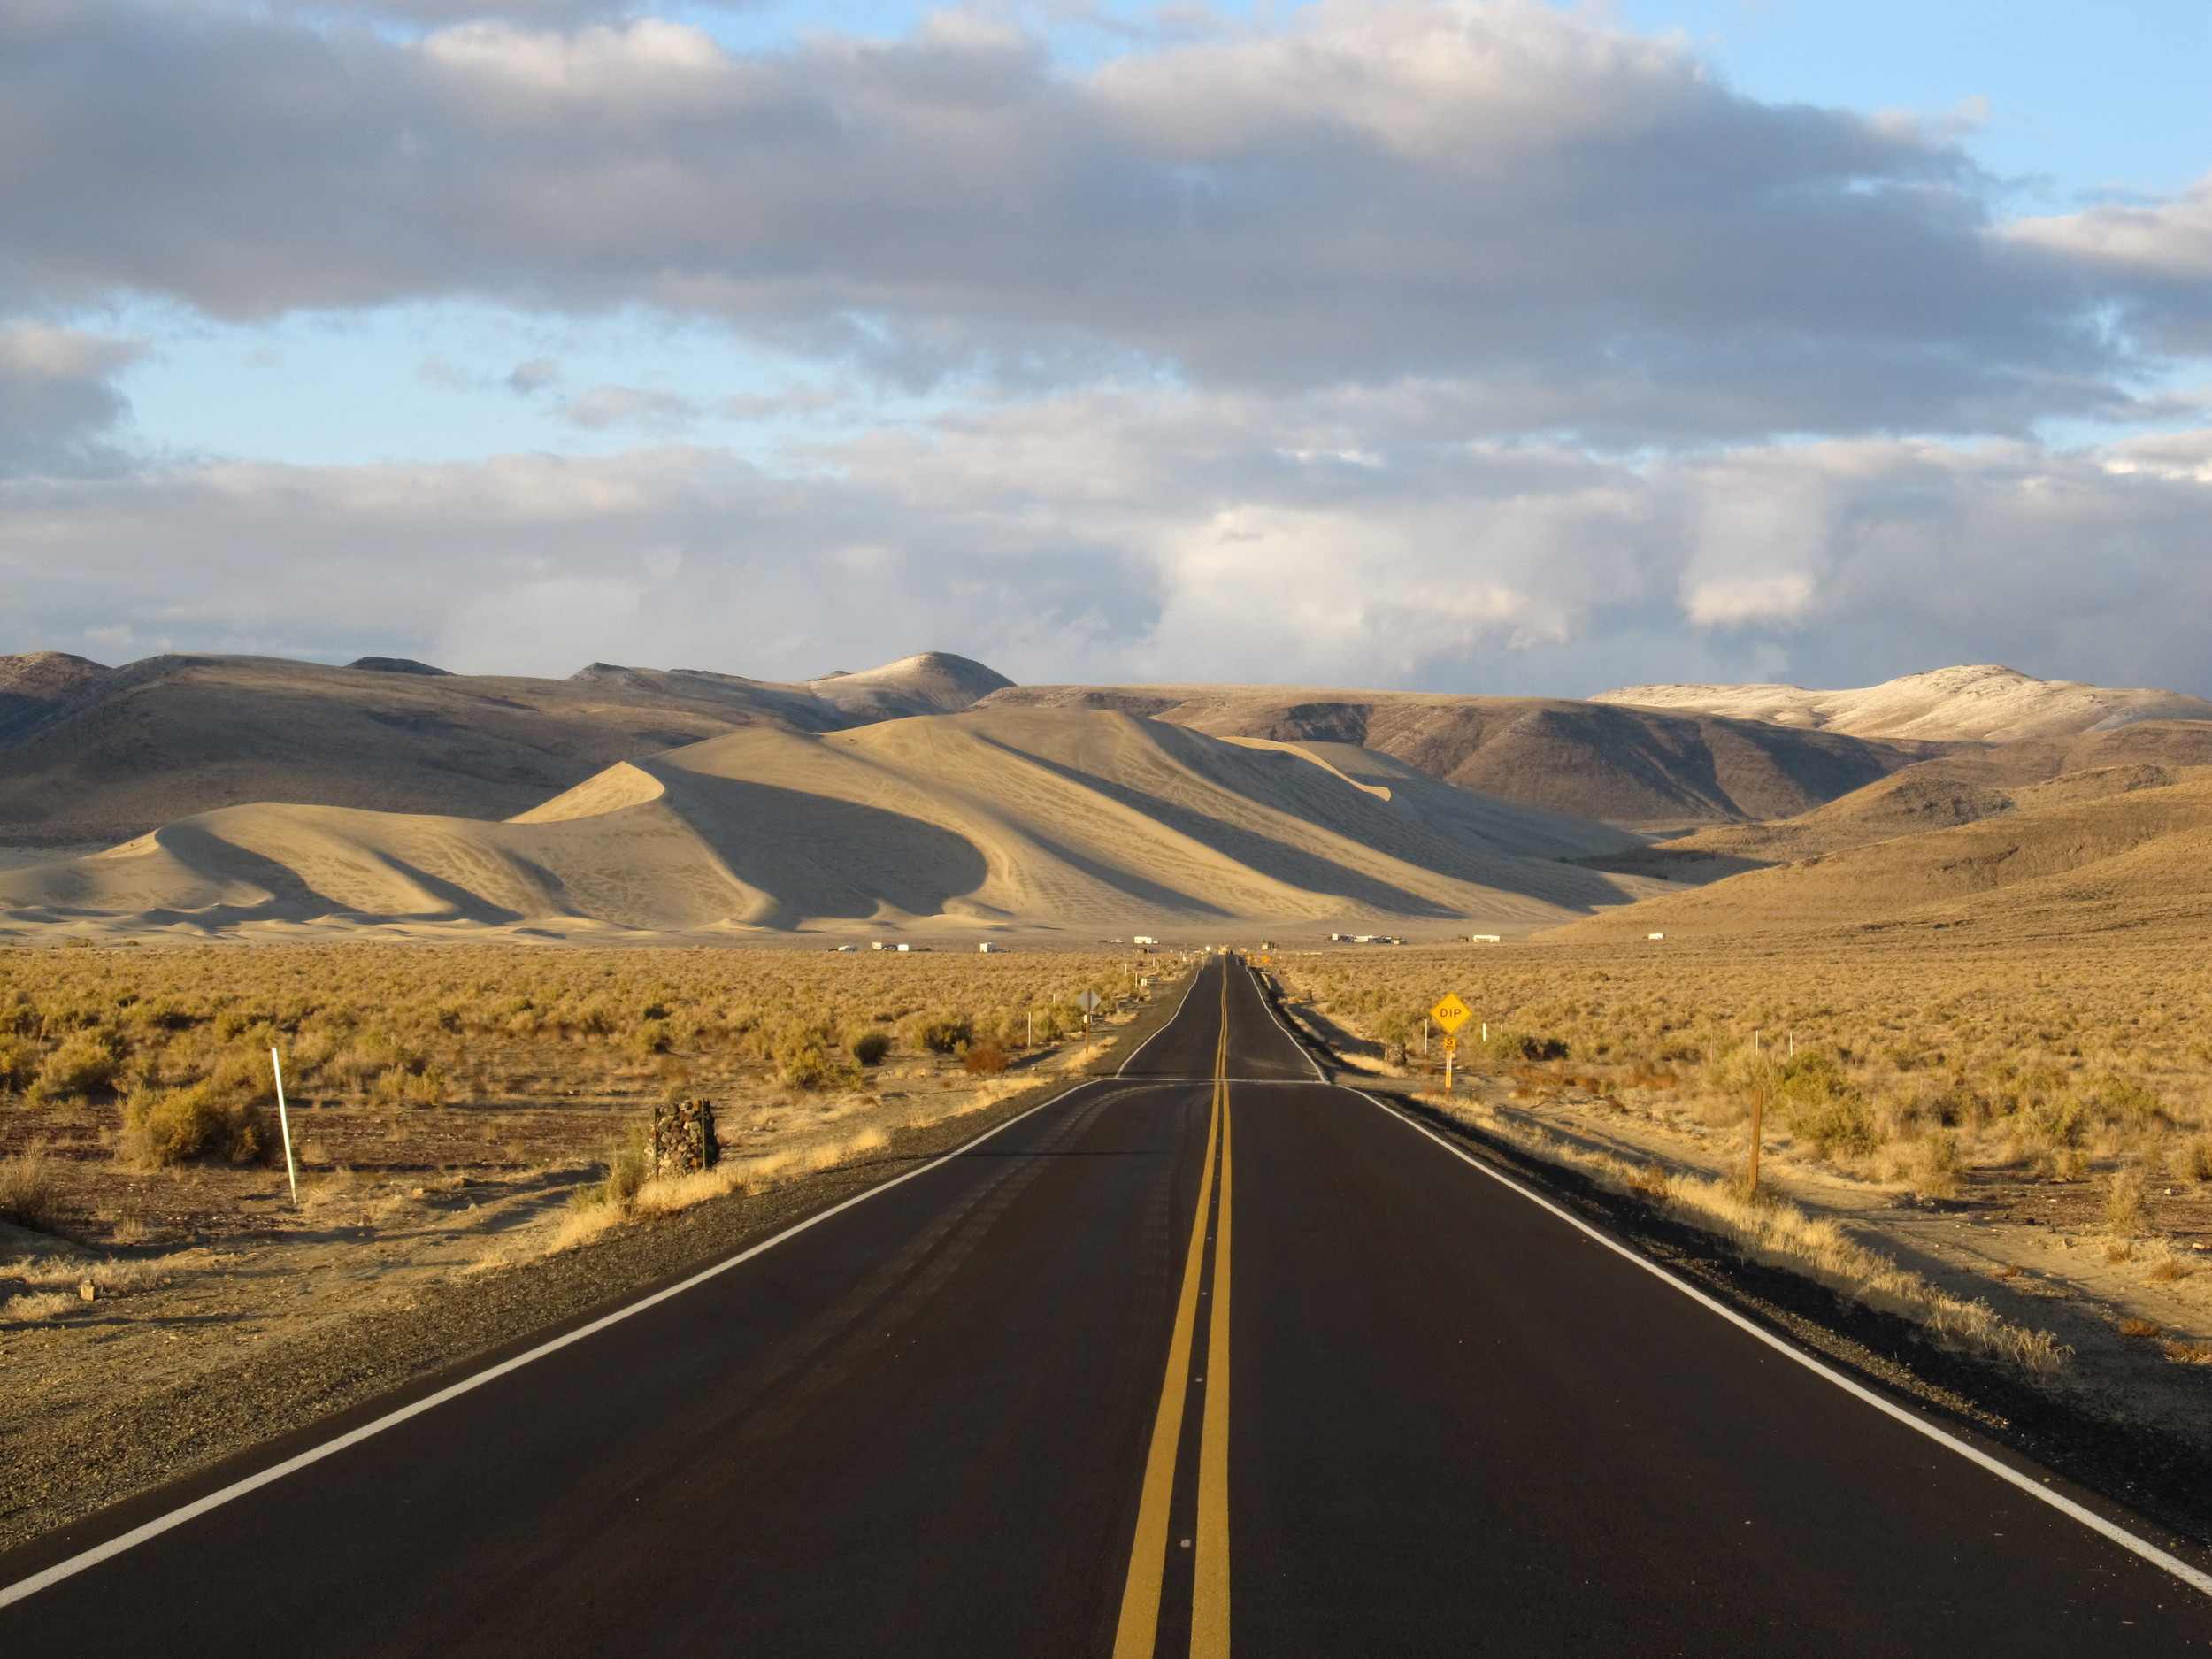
[0,649,1009,845]
[0,709,1673,941]
[1592,664,2212,743]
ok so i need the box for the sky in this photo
[3,0,2208,695]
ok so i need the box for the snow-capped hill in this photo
[1591,664,2212,744]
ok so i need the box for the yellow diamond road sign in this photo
[1431,993,1472,1033]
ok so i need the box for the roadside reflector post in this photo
[1746,1029,1766,1197]
[270,1047,299,1207]
[1747,1079,1764,1197]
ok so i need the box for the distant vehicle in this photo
[977,942,1004,952]
[831,945,859,952]
[1133,935,1159,945]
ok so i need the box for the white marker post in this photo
[270,1048,299,1206]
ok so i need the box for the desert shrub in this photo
[963,1041,1011,1076]
[119,1083,267,1167]
[0,1033,36,1093]
[1373,1010,1416,1057]
[211,1006,274,1041]
[373,1065,448,1107]
[1033,1005,1080,1042]
[909,1015,973,1056]
[2170,1133,2212,1183]
[125,996,198,1032]
[576,1124,651,1213]
[2108,1168,2149,1235]
[1908,1130,1961,1198]
[1785,1095,1881,1158]
[777,1044,833,1089]
[2024,1094,2087,1148]
[1481,1030,1566,1062]
[2085,1073,2165,1126]
[33,1027,125,1099]
[0,1145,65,1231]
[850,1029,891,1066]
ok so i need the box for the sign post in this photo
[1429,993,1472,1096]
[1077,989,1102,1050]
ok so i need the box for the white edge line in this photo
[1116,959,1211,1077]
[0,1079,1093,1610]
[1351,1088,2212,1601]
[1240,963,1328,1080]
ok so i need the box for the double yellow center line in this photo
[1114,971,1234,1659]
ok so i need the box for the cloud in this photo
[4,396,2210,696]
[0,0,2167,440]
[506,356,559,394]
[0,324,141,477]
[3,0,2207,704]
[558,383,700,432]
[2012,174,2212,353]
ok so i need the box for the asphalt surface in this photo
[5,957,2212,1655]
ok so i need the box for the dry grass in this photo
[0,1255,173,1323]
[1,1289,81,1323]
[0,942,1143,1125]
[0,944,1153,1248]
[1277,936,2212,1206]
[0,1143,65,1231]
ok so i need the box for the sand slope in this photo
[0,709,1672,939]
[0,649,1009,845]
[975,684,1943,826]
[1592,664,2212,743]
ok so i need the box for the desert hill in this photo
[1547,763,2212,945]
[972,684,1945,826]
[1577,719,2212,885]
[1592,664,2212,743]
[0,650,1008,845]
[0,646,1960,846]
[0,708,1671,940]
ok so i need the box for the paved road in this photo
[5,957,2212,1655]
